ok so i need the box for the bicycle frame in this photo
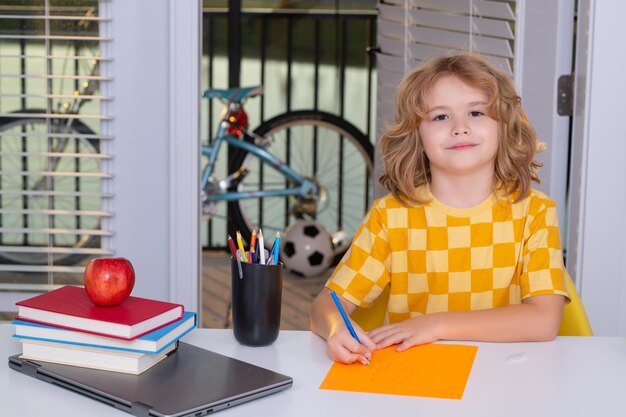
[201,117,318,203]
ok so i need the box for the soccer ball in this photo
[280,220,334,277]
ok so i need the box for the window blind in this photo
[0,0,113,298]
[376,0,517,131]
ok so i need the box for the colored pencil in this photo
[236,231,247,262]
[226,234,238,258]
[227,234,243,278]
[330,291,362,346]
[250,227,257,253]
[273,230,280,265]
[258,229,266,265]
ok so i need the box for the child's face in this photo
[418,75,499,182]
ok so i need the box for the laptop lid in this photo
[8,342,293,417]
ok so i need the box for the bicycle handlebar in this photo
[202,86,264,103]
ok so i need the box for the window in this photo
[0,0,112,310]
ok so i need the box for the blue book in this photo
[13,311,196,354]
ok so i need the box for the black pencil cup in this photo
[230,259,283,346]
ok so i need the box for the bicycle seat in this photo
[202,86,264,103]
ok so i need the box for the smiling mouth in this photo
[448,143,478,150]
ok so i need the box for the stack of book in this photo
[13,285,196,375]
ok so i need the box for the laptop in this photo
[8,342,293,417]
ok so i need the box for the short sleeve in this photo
[325,203,391,307]
[520,200,570,302]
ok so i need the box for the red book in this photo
[15,286,184,340]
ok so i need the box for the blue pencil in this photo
[267,236,276,265]
[273,230,280,265]
[330,291,361,343]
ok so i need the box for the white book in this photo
[19,339,177,375]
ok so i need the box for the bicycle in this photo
[0,83,374,266]
[201,86,374,256]
[1,39,374,268]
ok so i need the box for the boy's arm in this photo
[311,287,376,364]
[369,294,565,351]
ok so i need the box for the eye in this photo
[432,114,448,121]
[469,111,484,117]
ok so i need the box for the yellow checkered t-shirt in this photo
[326,187,570,323]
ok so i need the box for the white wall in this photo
[107,0,200,313]
[568,0,626,335]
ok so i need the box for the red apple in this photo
[84,257,135,306]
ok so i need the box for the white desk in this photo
[2,325,626,417]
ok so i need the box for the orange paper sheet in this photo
[319,343,478,400]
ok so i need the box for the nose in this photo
[452,122,470,136]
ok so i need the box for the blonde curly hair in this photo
[379,53,542,206]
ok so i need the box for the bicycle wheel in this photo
[229,110,374,257]
[0,113,101,265]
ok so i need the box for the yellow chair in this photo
[559,273,593,336]
[351,273,592,336]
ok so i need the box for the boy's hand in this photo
[368,315,441,351]
[327,323,376,365]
